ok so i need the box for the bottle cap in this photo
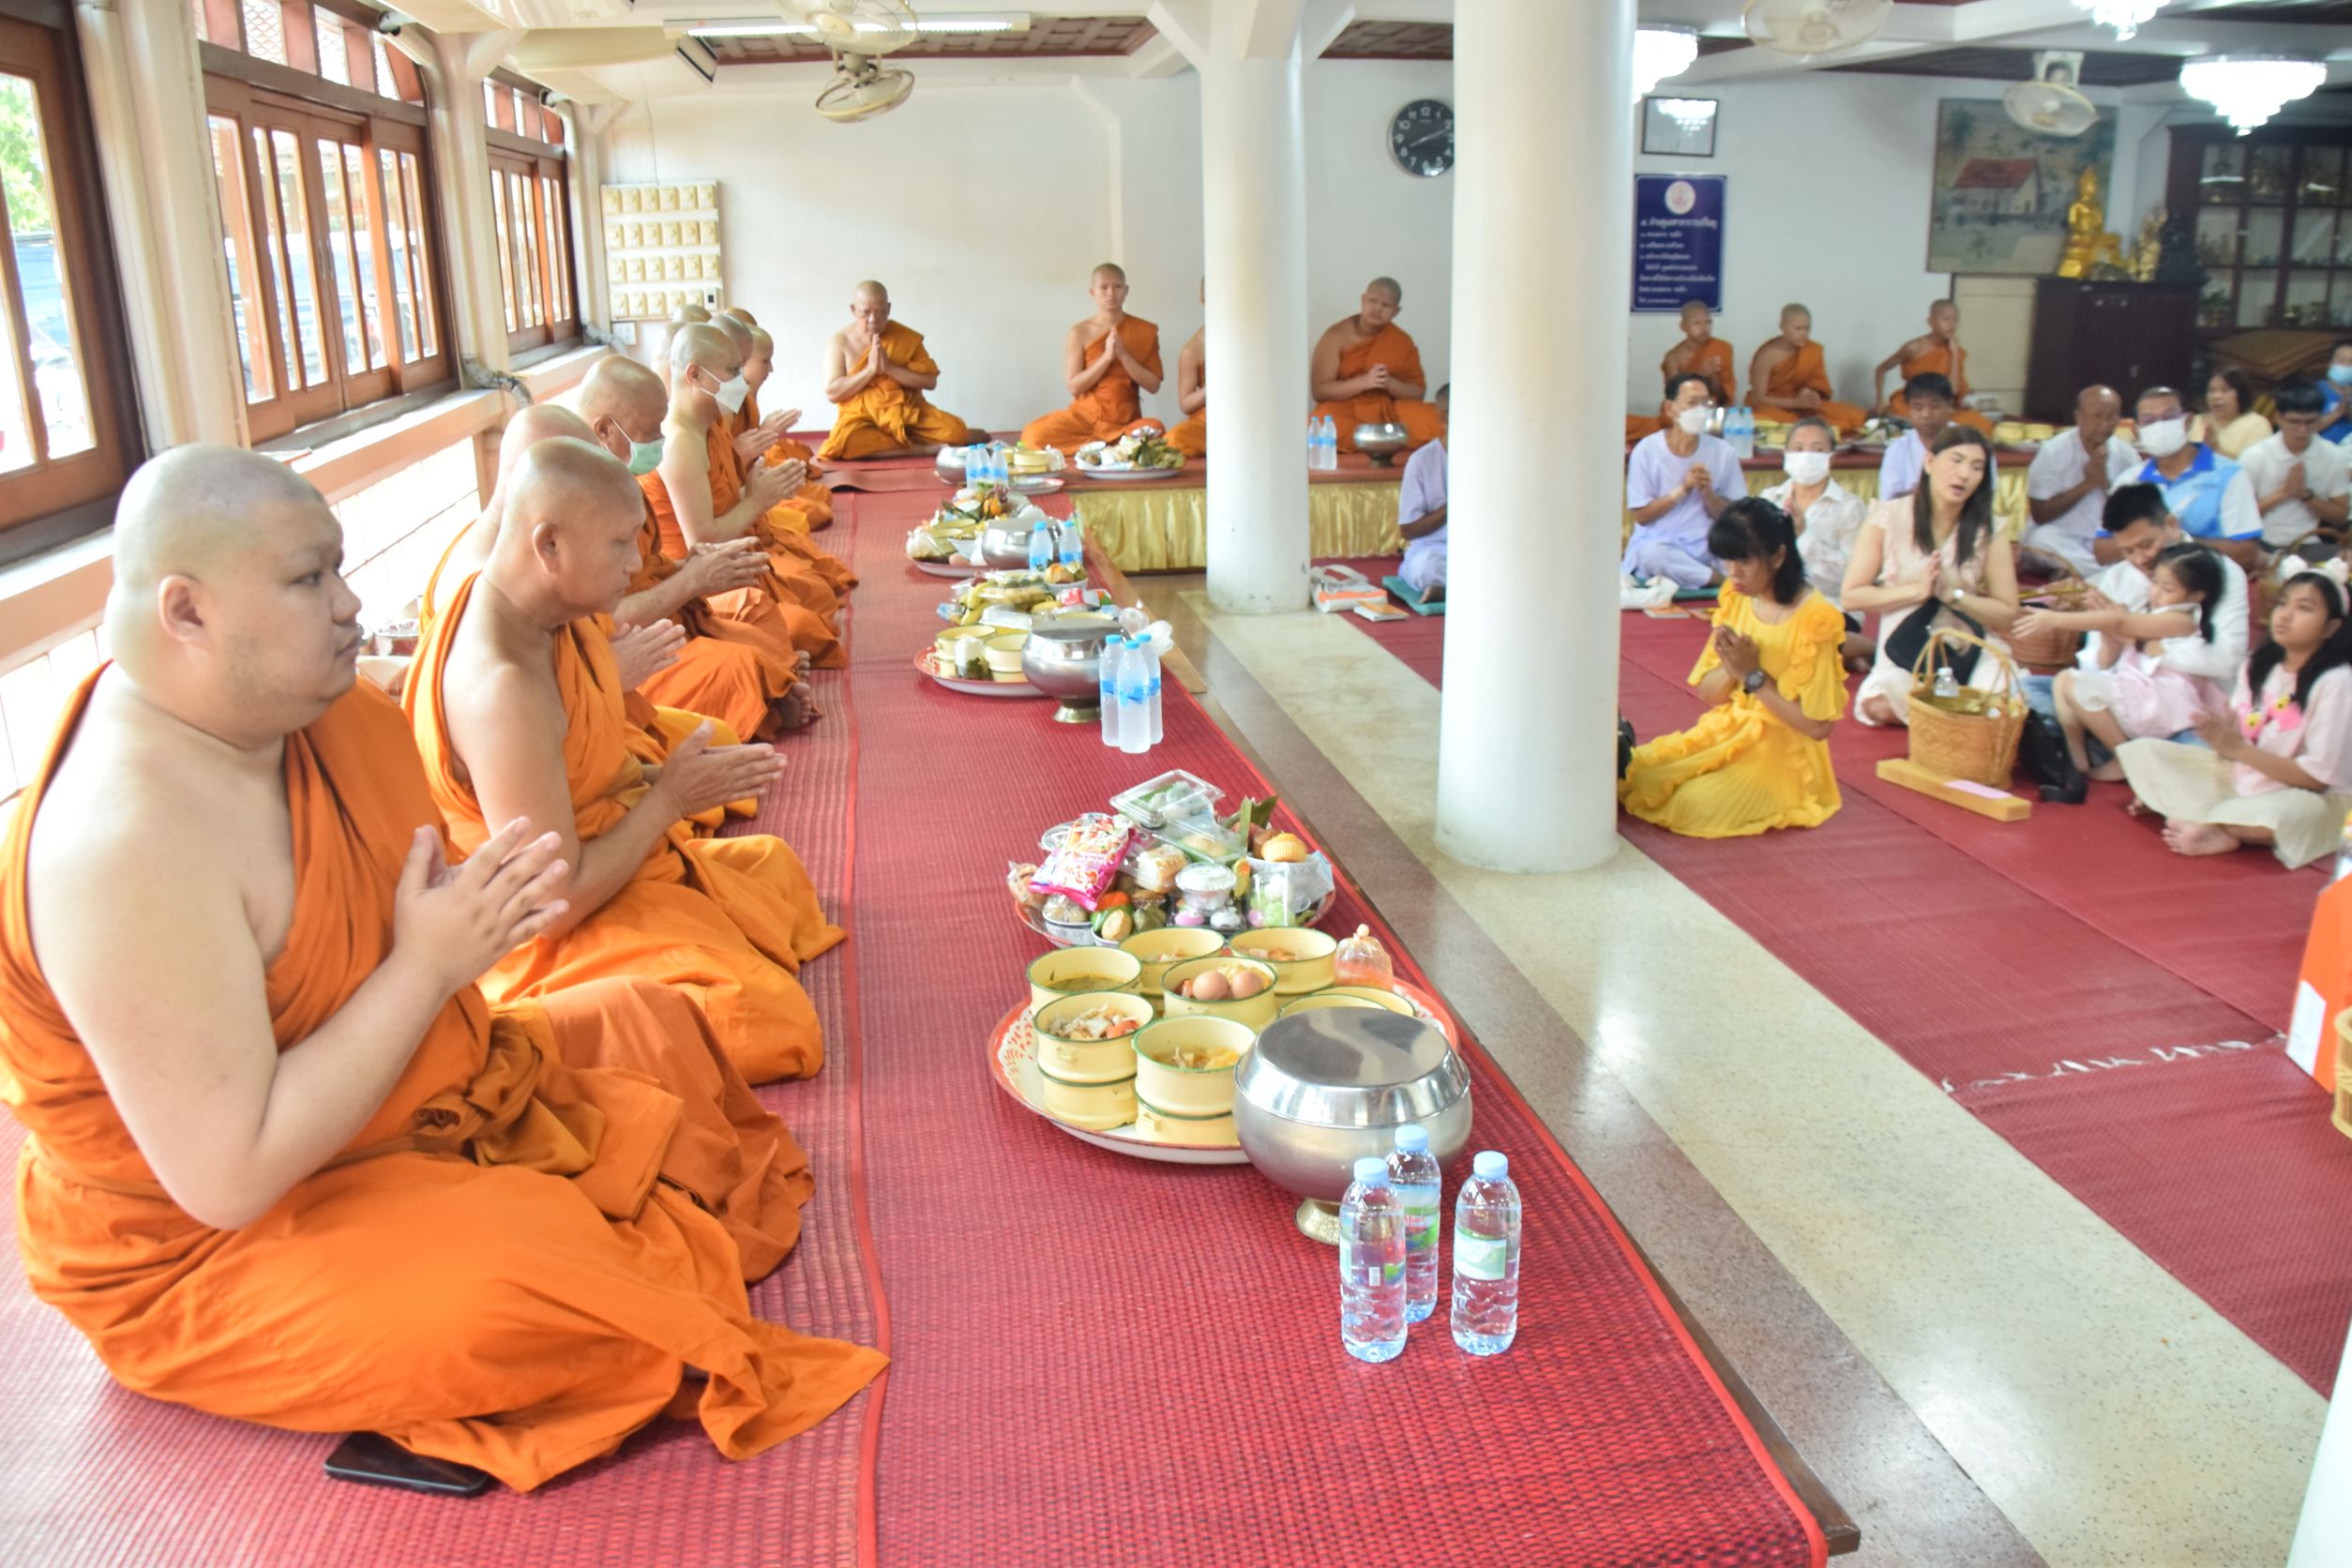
[1351,1155,1389,1185]
[1394,1124,1429,1153]
[1472,1150,1508,1181]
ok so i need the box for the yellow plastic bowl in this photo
[1279,991,1391,1020]
[1033,991,1155,1082]
[1315,984,1415,1016]
[1036,1068,1136,1131]
[1119,927,1228,1000]
[1027,947,1143,1013]
[1133,1014,1254,1117]
[983,632,1029,675]
[1134,1095,1239,1147]
[1226,927,1338,993]
[935,625,993,658]
[1159,957,1280,1032]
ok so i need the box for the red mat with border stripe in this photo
[1336,572,2352,1394]
[845,488,1825,1568]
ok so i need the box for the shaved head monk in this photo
[1310,276,1446,454]
[1662,300,1736,408]
[1020,263,1166,450]
[0,443,883,1490]
[818,280,973,460]
[656,303,716,392]
[404,437,845,1083]
[1877,299,1993,434]
[725,319,848,551]
[1749,305,1867,436]
[1167,277,1207,459]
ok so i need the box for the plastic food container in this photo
[1159,957,1281,1032]
[1119,927,1228,1003]
[1225,927,1339,994]
[1134,1015,1254,1117]
[1033,991,1155,1081]
[1174,863,1237,913]
[1111,769,1226,829]
[1026,947,1144,1012]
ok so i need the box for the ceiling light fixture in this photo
[2179,53,2328,135]
[2069,0,2168,41]
[1656,97,1715,135]
[1633,25,1698,102]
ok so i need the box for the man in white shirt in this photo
[2102,384,2263,570]
[2022,384,2137,577]
[1877,371,1958,501]
[2239,382,2351,549]
[1396,384,1450,600]
[1623,373,1745,589]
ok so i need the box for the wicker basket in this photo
[1907,626,2027,789]
[2009,577,2088,671]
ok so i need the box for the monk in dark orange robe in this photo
[1662,299,1737,408]
[1167,279,1207,458]
[715,310,839,535]
[0,445,882,1492]
[1749,304,1868,436]
[816,280,973,460]
[1877,298,1993,434]
[1310,277,1446,454]
[407,438,845,1084]
[1021,263,1167,450]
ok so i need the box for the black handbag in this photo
[1883,600,1984,686]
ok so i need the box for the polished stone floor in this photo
[1137,575,2327,1568]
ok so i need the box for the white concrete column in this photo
[1191,6,1310,614]
[552,99,623,339]
[387,28,518,378]
[1434,0,1631,874]
[73,0,245,447]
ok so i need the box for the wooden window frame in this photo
[0,11,141,546]
[202,45,453,443]
[487,132,578,357]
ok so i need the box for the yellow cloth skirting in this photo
[1074,483,1401,572]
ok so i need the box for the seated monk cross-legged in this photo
[1749,304,1868,437]
[1310,276,1447,455]
[1020,263,1167,451]
[817,280,974,461]
[1877,298,1994,434]
[405,437,847,1085]
[1661,298,1737,409]
[0,444,884,1492]
[711,312,849,568]
[1167,277,1207,460]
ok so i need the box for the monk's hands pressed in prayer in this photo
[1712,626,1761,680]
[681,537,770,597]
[394,819,569,995]
[651,721,787,819]
[2194,712,2250,761]
[1092,331,1120,369]
[611,620,686,688]
[744,456,804,513]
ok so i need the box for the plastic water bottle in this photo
[1321,415,1340,470]
[1098,636,1124,746]
[1118,636,1152,756]
[1339,1155,1407,1364]
[1451,1150,1521,1355]
[1933,665,1959,701]
[1058,517,1083,573]
[1027,520,1051,572]
[1142,630,1164,746]
[1387,1124,1442,1323]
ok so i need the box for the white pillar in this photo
[1434,0,1631,874]
[1198,23,1309,614]
[552,100,624,339]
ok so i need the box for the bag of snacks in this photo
[1005,862,1045,912]
[1244,852,1334,928]
[1031,814,1136,911]
[1334,925,1394,990]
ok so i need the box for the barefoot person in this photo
[817,280,973,460]
[0,444,883,1492]
[405,437,845,1083]
[2118,572,2352,867]
[1020,264,1165,450]
[1309,277,1446,454]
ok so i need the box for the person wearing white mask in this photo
[1624,373,1744,589]
[1760,417,1874,670]
[2319,338,2352,445]
[2022,384,2137,579]
[2099,385,2263,571]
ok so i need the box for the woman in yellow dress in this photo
[1621,496,1849,837]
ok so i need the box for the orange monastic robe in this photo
[640,438,848,670]
[1313,323,1447,454]
[714,417,855,595]
[0,675,883,1492]
[1625,413,1666,447]
[1890,342,1994,434]
[626,493,804,746]
[1021,315,1166,450]
[407,572,845,1083]
[1751,341,1868,434]
[816,321,972,461]
[731,399,836,535]
[1665,339,1738,408]
[1167,405,1207,459]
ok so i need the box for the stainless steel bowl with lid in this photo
[1350,422,1410,466]
[1020,611,1117,725]
[1234,1008,1471,1240]
[981,514,1063,569]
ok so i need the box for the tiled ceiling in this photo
[1831,47,2185,87]
[1319,21,1450,60]
[704,14,1153,64]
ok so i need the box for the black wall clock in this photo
[1389,98,1454,178]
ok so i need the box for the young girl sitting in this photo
[2117,571,2352,868]
[2039,545,2226,804]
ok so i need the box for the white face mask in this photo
[2138,416,2189,459]
[1782,450,1832,486]
[714,373,750,415]
[1675,406,1711,436]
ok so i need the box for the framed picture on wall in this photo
[1925,98,2118,275]
[1641,98,1717,158]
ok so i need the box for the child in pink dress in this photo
[2052,546,2227,783]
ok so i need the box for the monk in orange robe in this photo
[0,445,883,1491]
[1311,277,1446,454]
[1021,263,1167,450]
[406,438,845,1084]
[1749,304,1868,435]
[1877,298,1993,434]
[1662,299,1736,407]
[713,311,839,537]
[1167,278,1207,458]
[815,279,973,460]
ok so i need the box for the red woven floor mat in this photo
[1341,584,2352,1394]
[846,492,1824,1567]
[0,649,881,1565]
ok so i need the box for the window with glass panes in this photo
[2170,126,2352,338]
[194,0,450,440]
[486,76,577,355]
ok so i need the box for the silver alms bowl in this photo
[1019,611,1117,724]
[1352,422,1410,466]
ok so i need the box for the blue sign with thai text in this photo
[1632,174,1726,313]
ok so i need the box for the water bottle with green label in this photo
[1387,1124,1441,1323]
[1451,1150,1520,1355]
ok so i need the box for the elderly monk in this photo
[1021,263,1166,450]
[407,438,846,1083]
[1166,278,1208,459]
[0,444,884,1491]
[1750,304,1867,435]
[711,312,841,543]
[1877,299,1993,434]
[816,280,973,460]
[645,326,849,667]
[655,303,716,393]
[1310,276,1445,454]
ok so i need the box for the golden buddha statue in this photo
[2058,167,2125,279]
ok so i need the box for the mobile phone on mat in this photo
[324,1431,493,1497]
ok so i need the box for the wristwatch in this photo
[1741,669,1768,695]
